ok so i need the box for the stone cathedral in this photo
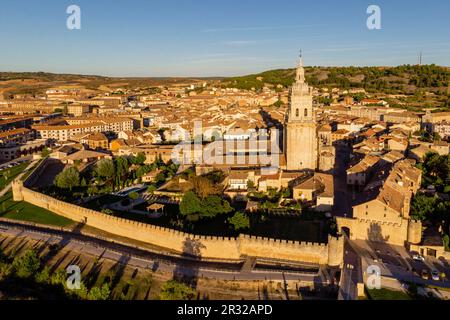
[284,55,335,172]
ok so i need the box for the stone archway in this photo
[342,227,351,238]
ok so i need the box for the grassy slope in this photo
[0,162,29,191]
[366,288,412,300]
[0,191,74,227]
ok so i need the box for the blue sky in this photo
[0,0,449,77]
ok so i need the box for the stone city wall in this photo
[336,216,421,247]
[13,181,343,266]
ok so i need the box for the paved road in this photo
[350,239,450,289]
[338,237,362,300]
[0,156,32,169]
[0,159,37,197]
[0,220,323,283]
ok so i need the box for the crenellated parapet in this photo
[12,183,342,265]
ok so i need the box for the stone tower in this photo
[285,54,318,171]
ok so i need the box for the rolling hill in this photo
[223,65,450,94]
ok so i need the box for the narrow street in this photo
[332,145,352,218]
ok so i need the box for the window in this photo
[304,108,308,117]
[295,109,299,117]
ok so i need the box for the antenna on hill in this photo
[418,52,423,66]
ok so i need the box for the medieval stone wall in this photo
[336,216,421,247]
[12,181,343,266]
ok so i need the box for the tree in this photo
[94,159,115,182]
[54,167,80,191]
[87,283,111,300]
[179,191,202,218]
[115,156,130,188]
[35,266,51,284]
[11,249,41,279]
[155,172,166,184]
[192,176,217,199]
[410,194,437,221]
[201,196,232,218]
[129,192,139,201]
[247,180,255,191]
[443,234,450,252]
[136,166,149,179]
[133,152,146,166]
[159,280,195,300]
[147,185,157,194]
[419,153,450,191]
[282,188,292,198]
[228,212,250,231]
[128,191,140,207]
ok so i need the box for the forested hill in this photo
[222,65,450,95]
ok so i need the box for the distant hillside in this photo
[0,72,219,98]
[223,65,450,95]
[0,72,108,82]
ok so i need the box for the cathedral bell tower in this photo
[284,53,318,171]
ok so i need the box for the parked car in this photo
[421,269,430,280]
[412,253,425,262]
[431,270,440,281]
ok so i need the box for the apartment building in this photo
[32,117,133,141]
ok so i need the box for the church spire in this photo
[295,50,305,83]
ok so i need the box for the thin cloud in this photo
[218,39,276,46]
[316,46,371,53]
[202,24,320,33]
[220,40,260,46]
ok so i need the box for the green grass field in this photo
[0,191,74,227]
[366,288,412,300]
[0,162,29,191]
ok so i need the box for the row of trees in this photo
[0,248,110,300]
[54,154,179,197]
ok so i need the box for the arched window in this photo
[295,109,299,117]
[304,108,308,117]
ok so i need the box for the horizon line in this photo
[1,63,448,79]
